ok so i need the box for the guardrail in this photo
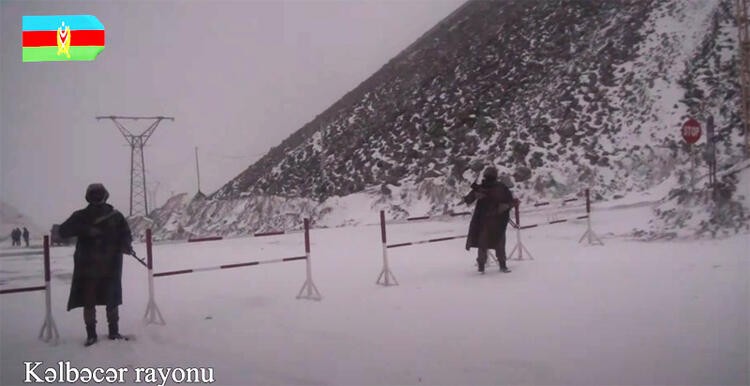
[143,219,322,326]
[0,236,59,344]
[375,189,604,284]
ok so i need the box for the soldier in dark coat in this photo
[22,227,29,247]
[59,183,133,346]
[464,166,514,273]
[11,228,21,246]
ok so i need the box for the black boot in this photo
[477,250,488,274]
[108,321,129,340]
[107,306,128,340]
[108,323,128,340]
[107,306,127,340]
[495,249,510,273]
[85,325,97,347]
[83,307,97,346]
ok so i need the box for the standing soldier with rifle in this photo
[59,183,135,346]
[463,166,514,274]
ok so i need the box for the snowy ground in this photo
[1,201,748,385]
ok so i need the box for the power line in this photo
[96,115,174,216]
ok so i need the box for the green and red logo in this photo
[22,15,105,62]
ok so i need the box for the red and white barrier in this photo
[518,215,590,229]
[143,219,321,325]
[377,210,470,285]
[519,195,587,223]
[154,256,307,277]
[253,230,285,237]
[0,236,59,344]
[509,189,604,260]
[375,188,603,272]
[387,234,467,249]
[187,236,223,243]
[382,211,473,226]
[515,189,602,245]
[149,227,285,247]
[153,227,287,247]
[531,197,581,208]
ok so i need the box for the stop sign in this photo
[681,118,701,144]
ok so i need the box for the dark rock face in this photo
[514,166,532,183]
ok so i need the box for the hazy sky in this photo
[1,0,464,230]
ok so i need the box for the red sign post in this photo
[682,118,702,144]
[682,118,702,190]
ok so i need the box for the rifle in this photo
[128,250,148,268]
[457,174,481,206]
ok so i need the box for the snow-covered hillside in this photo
[1,198,747,385]
[139,0,747,241]
[638,159,750,239]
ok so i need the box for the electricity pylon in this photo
[96,116,174,216]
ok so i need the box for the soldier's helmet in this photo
[85,183,109,204]
[483,166,498,179]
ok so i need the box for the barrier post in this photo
[376,210,398,286]
[143,229,165,325]
[508,200,534,260]
[297,218,322,301]
[38,236,59,344]
[578,189,604,246]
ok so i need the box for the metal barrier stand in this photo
[143,229,165,325]
[508,201,534,261]
[0,236,59,344]
[38,236,60,344]
[296,218,322,300]
[376,210,398,286]
[578,189,604,246]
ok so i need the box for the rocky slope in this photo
[137,0,747,241]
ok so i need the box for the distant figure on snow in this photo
[22,227,29,247]
[464,166,514,274]
[59,183,134,346]
[11,228,21,246]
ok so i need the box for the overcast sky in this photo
[1,0,464,231]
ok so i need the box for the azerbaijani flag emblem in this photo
[22,15,105,62]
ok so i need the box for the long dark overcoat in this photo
[464,179,514,250]
[59,203,132,311]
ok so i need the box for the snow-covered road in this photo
[1,202,747,385]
